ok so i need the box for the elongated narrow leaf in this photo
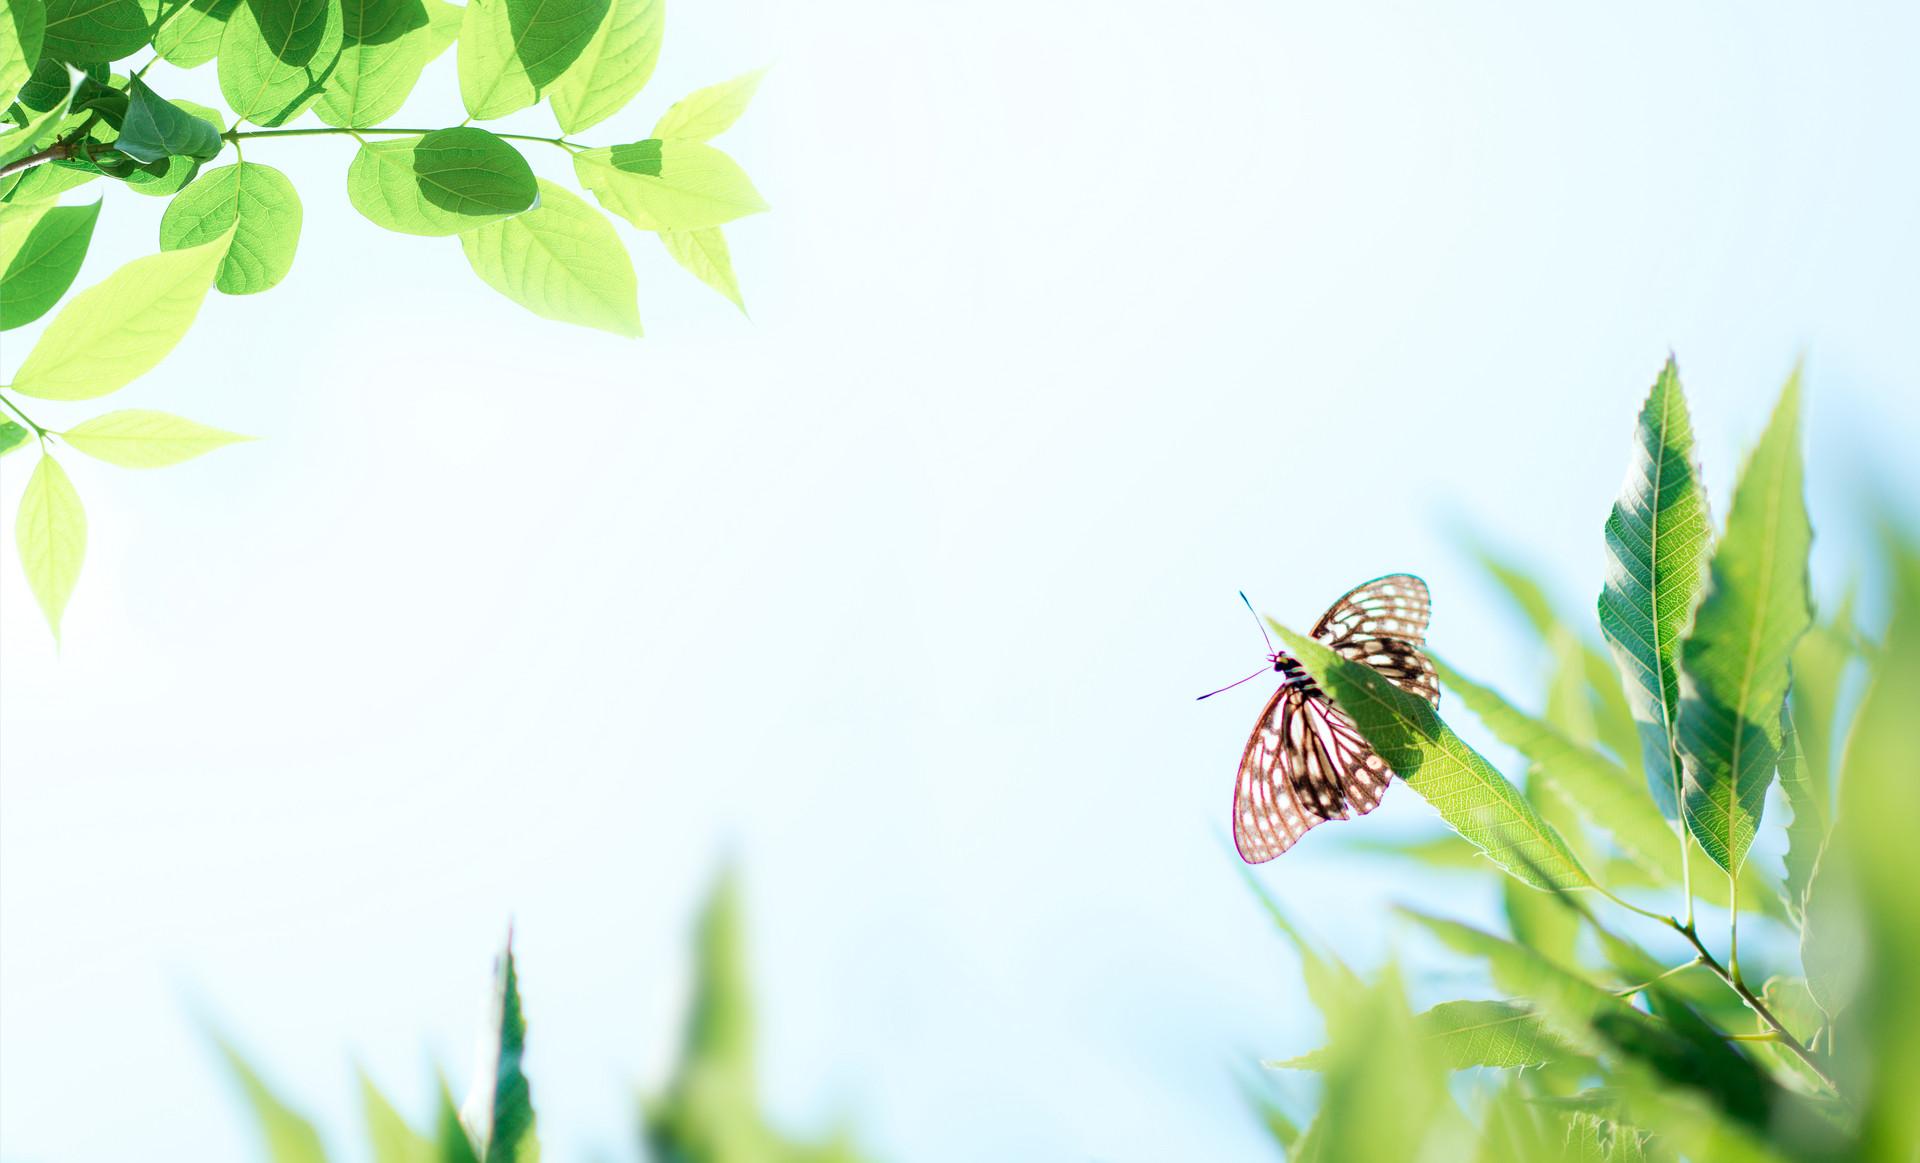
[546,0,658,134]
[1474,1081,1559,1163]
[461,936,537,1163]
[456,0,606,120]
[651,68,765,142]
[116,77,224,162]
[40,0,148,60]
[219,0,345,126]
[459,179,640,337]
[1275,625,1593,891]
[346,127,535,236]
[574,139,767,231]
[14,452,85,637]
[1781,600,1854,921]
[1276,999,1575,1071]
[1288,969,1453,1163]
[0,420,29,456]
[160,161,302,294]
[1399,910,1625,1058]
[1242,867,1360,1020]
[154,0,240,66]
[435,1079,482,1163]
[217,1039,332,1163]
[1676,373,1812,876]
[1776,709,1822,924]
[1598,358,1713,819]
[10,230,231,399]
[0,197,99,329]
[1,0,44,107]
[361,1072,435,1163]
[661,228,744,312]
[62,409,251,466]
[315,0,458,127]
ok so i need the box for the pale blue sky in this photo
[2,1,1917,1160]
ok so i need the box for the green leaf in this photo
[651,68,765,142]
[1335,830,1488,871]
[0,420,29,456]
[346,127,535,236]
[115,77,224,163]
[218,0,345,126]
[1676,372,1812,876]
[0,197,99,329]
[456,0,606,121]
[314,0,458,128]
[154,0,240,67]
[1,0,45,108]
[217,1040,332,1163]
[1597,357,1713,820]
[461,935,538,1163]
[1274,624,1593,891]
[1777,709,1822,925]
[459,179,640,337]
[1474,1081,1558,1163]
[159,160,301,293]
[14,451,85,638]
[660,227,744,312]
[433,1079,482,1163]
[40,0,148,60]
[61,408,251,466]
[123,152,204,196]
[9,229,231,400]
[1781,598,1854,922]
[0,66,79,168]
[1242,867,1361,1020]
[1288,968,1455,1163]
[573,139,768,231]
[361,1072,435,1163]
[545,0,658,134]
[1,153,98,201]
[1276,999,1575,1071]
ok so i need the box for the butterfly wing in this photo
[1311,573,1440,707]
[1232,684,1395,863]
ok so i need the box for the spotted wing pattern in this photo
[1311,573,1440,707]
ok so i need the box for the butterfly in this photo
[1200,574,1440,864]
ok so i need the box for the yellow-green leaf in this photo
[217,1039,332,1163]
[456,0,605,120]
[346,127,534,236]
[660,227,743,312]
[651,68,765,142]
[1,0,45,107]
[573,139,767,231]
[14,451,85,638]
[218,0,345,126]
[62,408,251,466]
[159,160,303,294]
[459,178,641,337]
[315,0,458,128]
[546,0,658,135]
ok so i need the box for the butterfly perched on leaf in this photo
[1201,574,1439,863]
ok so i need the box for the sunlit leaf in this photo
[1598,357,1713,820]
[10,229,231,399]
[361,1071,435,1163]
[159,160,302,294]
[219,0,345,126]
[1776,708,1823,924]
[459,178,640,337]
[40,0,148,60]
[61,408,252,466]
[1676,372,1812,876]
[1275,999,1576,1071]
[154,0,240,67]
[1288,968,1457,1163]
[1275,625,1593,892]
[1335,830,1488,871]
[460,935,538,1163]
[457,0,606,120]
[0,0,44,107]
[216,1038,332,1163]
[0,65,79,168]
[115,76,224,162]
[651,68,765,142]
[434,1078,482,1163]
[0,196,99,329]
[1473,1081,1558,1163]
[573,139,767,231]
[1241,867,1360,1020]
[546,0,659,134]
[346,127,535,236]
[660,227,744,312]
[315,0,458,128]
[14,451,85,638]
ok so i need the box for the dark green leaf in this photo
[115,77,224,162]
[0,420,30,456]
[460,934,537,1163]
[0,197,100,329]
[219,0,345,126]
[315,0,458,128]
[40,0,149,60]
[456,0,606,120]
[346,126,535,236]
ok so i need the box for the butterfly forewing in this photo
[1311,573,1440,707]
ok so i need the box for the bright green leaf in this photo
[456,0,606,121]
[0,67,79,168]
[1276,999,1575,1071]
[1,154,98,202]
[13,451,84,637]
[651,68,764,142]
[574,139,767,231]
[1676,372,1812,876]
[123,153,204,196]
[461,936,538,1163]
[1275,625,1594,891]
[1474,1081,1558,1163]
[346,127,535,236]
[0,0,45,108]
[160,160,302,294]
[61,408,251,466]
[217,1039,332,1163]
[10,229,231,400]
[115,77,225,162]
[154,0,240,67]
[315,0,458,127]
[660,227,744,312]
[361,1072,435,1163]
[545,0,658,134]
[219,0,345,126]
[0,196,99,329]
[1598,357,1713,820]
[1288,969,1456,1163]
[40,0,148,60]
[459,179,640,337]
[0,420,29,456]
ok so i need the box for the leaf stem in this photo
[1664,917,1838,1094]
[225,126,586,152]
[1613,957,1704,997]
[0,391,49,439]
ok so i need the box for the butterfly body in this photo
[1228,574,1439,864]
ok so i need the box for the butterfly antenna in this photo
[1240,591,1276,654]
[1196,666,1269,701]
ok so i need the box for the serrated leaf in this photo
[1777,708,1822,925]
[0,420,29,456]
[361,1072,435,1163]
[459,178,639,337]
[0,196,99,329]
[660,227,744,311]
[651,68,765,142]
[14,451,85,637]
[154,0,240,67]
[315,0,458,127]
[456,0,606,120]
[1274,625,1593,892]
[160,160,301,293]
[1781,598,1854,922]
[61,408,250,466]
[545,0,657,134]
[1676,373,1812,876]
[217,1039,332,1163]
[219,0,345,126]
[1598,357,1713,820]
[40,0,148,60]
[10,229,230,399]
[116,76,224,162]
[346,127,535,236]
[461,936,538,1163]
[574,138,767,231]
[1277,999,1576,1071]
[1,0,44,108]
